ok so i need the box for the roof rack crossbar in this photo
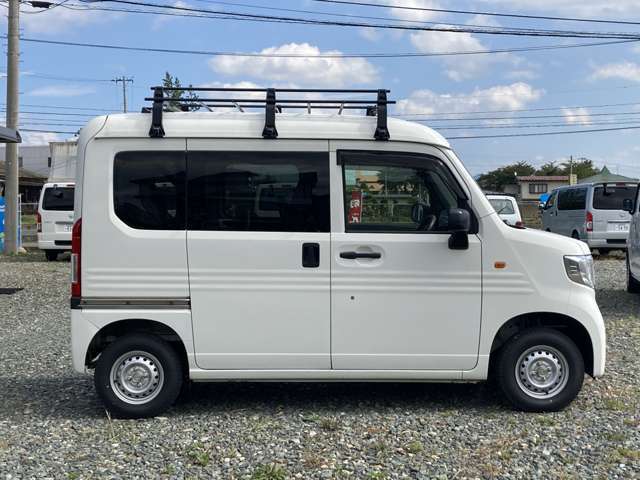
[144,86,393,141]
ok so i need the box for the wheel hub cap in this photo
[110,351,164,405]
[515,346,569,399]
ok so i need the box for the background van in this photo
[542,182,638,252]
[37,182,75,261]
[625,185,640,293]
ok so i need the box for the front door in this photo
[186,140,331,370]
[330,144,482,370]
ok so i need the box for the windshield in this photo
[488,198,515,214]
[42,186,74,211]
[592,185,637,210]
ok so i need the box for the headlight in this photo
[564,255,595,289]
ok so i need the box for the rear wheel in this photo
[94,334,183,418]
[571,231,580,240]
[598,248,610,256]
[627,254,640,294]
[44,250,58,261]
[496,328,584,412]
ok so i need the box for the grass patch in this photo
[605,432,626,443]
[535,415,557,427]
[186,442,210,467]
[252,463,287,480]
[319,417,340,432]
[602,398,626,411]
[405,441,423,454]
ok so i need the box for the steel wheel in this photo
[515,345,569,399]
[109,350,165,405]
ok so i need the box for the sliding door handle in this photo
[340,251,381,260]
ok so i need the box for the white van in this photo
[486,194,523,227]
[625,185,640,293]
[37,181,75,261]
[541,182,638,253]
[70,87,605,418]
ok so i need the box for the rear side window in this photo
[187,151,330,232]
[558,188,586,211]
[42,187,74,211]
[114,151,186,230]
[592,185,637,210]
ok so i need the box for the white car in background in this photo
[37,181,75,261]
[486,194,523,228]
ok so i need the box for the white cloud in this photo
[505,69,539,80]
[152,1,190,30]
[562,107,591,125]
[209,43,378,87]
[29,85,96,97]
[591,62,640,83]
[395,82,544,116]
[20,4,119,34]
[386,0,442,22]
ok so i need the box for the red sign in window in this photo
[348,190,363,224]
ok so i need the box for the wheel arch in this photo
[489,312,594,377]
[85,318,188,374]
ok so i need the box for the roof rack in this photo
[144,87,394,141]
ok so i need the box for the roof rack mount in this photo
[144,86,394,141]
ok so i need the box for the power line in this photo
[80,0,640,40]
[19,127,79,134]
[0,109,95,116]
[311,0,640,27]
[0,102,112,112]
[448,125,640,139]
[10,34,637,59]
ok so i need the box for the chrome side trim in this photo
[71,297,190,310]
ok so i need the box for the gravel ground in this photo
[1,251,639,479]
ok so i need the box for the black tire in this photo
[571,231,580,240]
[44,250,58,261]
[627,254,640,294]
[598,248,610,256]
[94,334,183,418]
[496,328,584,412]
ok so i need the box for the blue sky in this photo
[4,0,640,177]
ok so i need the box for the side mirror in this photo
[445,208,470,250]
[623,198,635,214]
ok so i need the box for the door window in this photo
[187,151,330,232]
[113,151,186,230]
[545,192,557,209]
[340,150,471,233]
[557,188,586,211]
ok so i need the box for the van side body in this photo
[70,113,605,416]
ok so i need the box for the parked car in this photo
[625,185,640,293]
[486,194,523,227]
[541,182,638,253]
[70,87,605,418]
[37,181,75,261]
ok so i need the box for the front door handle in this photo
[340,251,381,260]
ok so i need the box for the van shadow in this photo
[0,375,504,421]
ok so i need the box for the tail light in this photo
[71,218,82,298]
[586,211,593,232]
[36,212,42,233]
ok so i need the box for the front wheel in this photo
[44,250,58,261]
[94,334,183,418]
[496,328,584,412]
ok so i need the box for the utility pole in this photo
[569,155,574,184]
[4,0,20,254]
[112,76,133,113]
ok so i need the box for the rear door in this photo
[330,142,482,371]
[591,183,637,238]
[186,140,331,370]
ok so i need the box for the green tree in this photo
[560,157,599,179]
[162,72,199,110]
[535,161,563,176]
[477,161,535,192]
